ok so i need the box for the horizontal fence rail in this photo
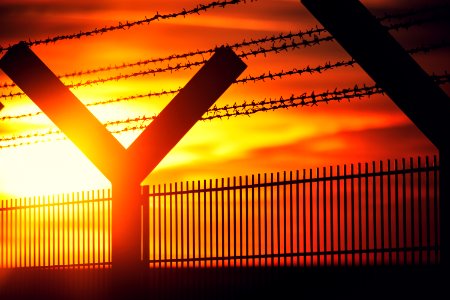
[0,156,440,269]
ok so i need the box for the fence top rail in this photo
[0,189,112,211]
[0,155,439,209]
[147,156,439,197]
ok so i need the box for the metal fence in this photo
[0,156,440,269]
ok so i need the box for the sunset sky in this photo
[0,0,448,199]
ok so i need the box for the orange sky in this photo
[0,0,448,199]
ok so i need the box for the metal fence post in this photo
[301,0,450,268]
[142,185,150,265]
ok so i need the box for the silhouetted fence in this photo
[0,156,440,269]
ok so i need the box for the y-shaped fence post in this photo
[0,43,246,285]
[301,0,450,268]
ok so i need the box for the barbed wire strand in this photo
[0,13,446,92]
[0,0,254,54]
[1,73,448,149]
[1,40,447,122]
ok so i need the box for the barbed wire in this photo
[1,41,447,122]
[0,13,445,93]
[0,28,328,90]
[1,73,448,149]
[0,0,254,54]
[0,35,333,97]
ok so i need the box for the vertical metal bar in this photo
[316,168,321,267]
[365,163,369,265]
[190,181,194,267]
[0,200,3,268]
[258,174,262,266]
[152,185,156,266]
[108,189,111,264]
[271,173,275,266]
[103,189,106,267]
[264,173,268,266]
[296,170,300,267]
[410,157,415,263]
[418,156,423,264]
[402,158,408,264]
[302,169,306,266]
[196,181,200,267]
[277,172,281,266]
[164,184,168,267]
[175,183,179,269]
[32,197,35,268]
[240,176,243,266]
[88,191,91,266]
[6,200,10,268]
[170,183,173,268]
[158,184,162,267]
[97,190,100,267]
[142,186,150,267]
[330,166,335,266]
[18,198,21,268]
[22,197,25,268]
[26,197,29,268]
[290,171,293,266]
[351,164,355,266]
[252,174,255,266]
[227,177,231,266]
[433,155,439,262]
[387,160,393,265]
[81,192,85,267]
[233,176,237,266]
[380,161,385,265]
[246,175,249,265]
[309,168,313,266]
[38,196,41,267]
[215,178,219,266]
[14,198,17,268]
[220,178,224,266]
[337,166,341,266]
[208,179,214,266]
[358,163,363,266]
[169,184,172,267]
[394,160,400,264]
[425,156,431,264]
[343,165,348,266]
[284,171,287,265]
[23,197,26,268]
[51,195,54,268]
[181,182,184,267]
[76,193,80,267]
[203,179,209,267]
[323,167,327,267]
[372,161,377,265]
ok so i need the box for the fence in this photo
[0,156,440,269]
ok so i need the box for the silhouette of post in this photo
[0,43,246,277]
[301,0,450,267]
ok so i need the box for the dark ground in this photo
[0,266,448,300]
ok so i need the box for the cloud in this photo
[246,123,437,170]
[0,2,108,40]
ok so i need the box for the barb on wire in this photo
[1,74,448,149]
[0,13,443,92]
[0,0,253,54]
